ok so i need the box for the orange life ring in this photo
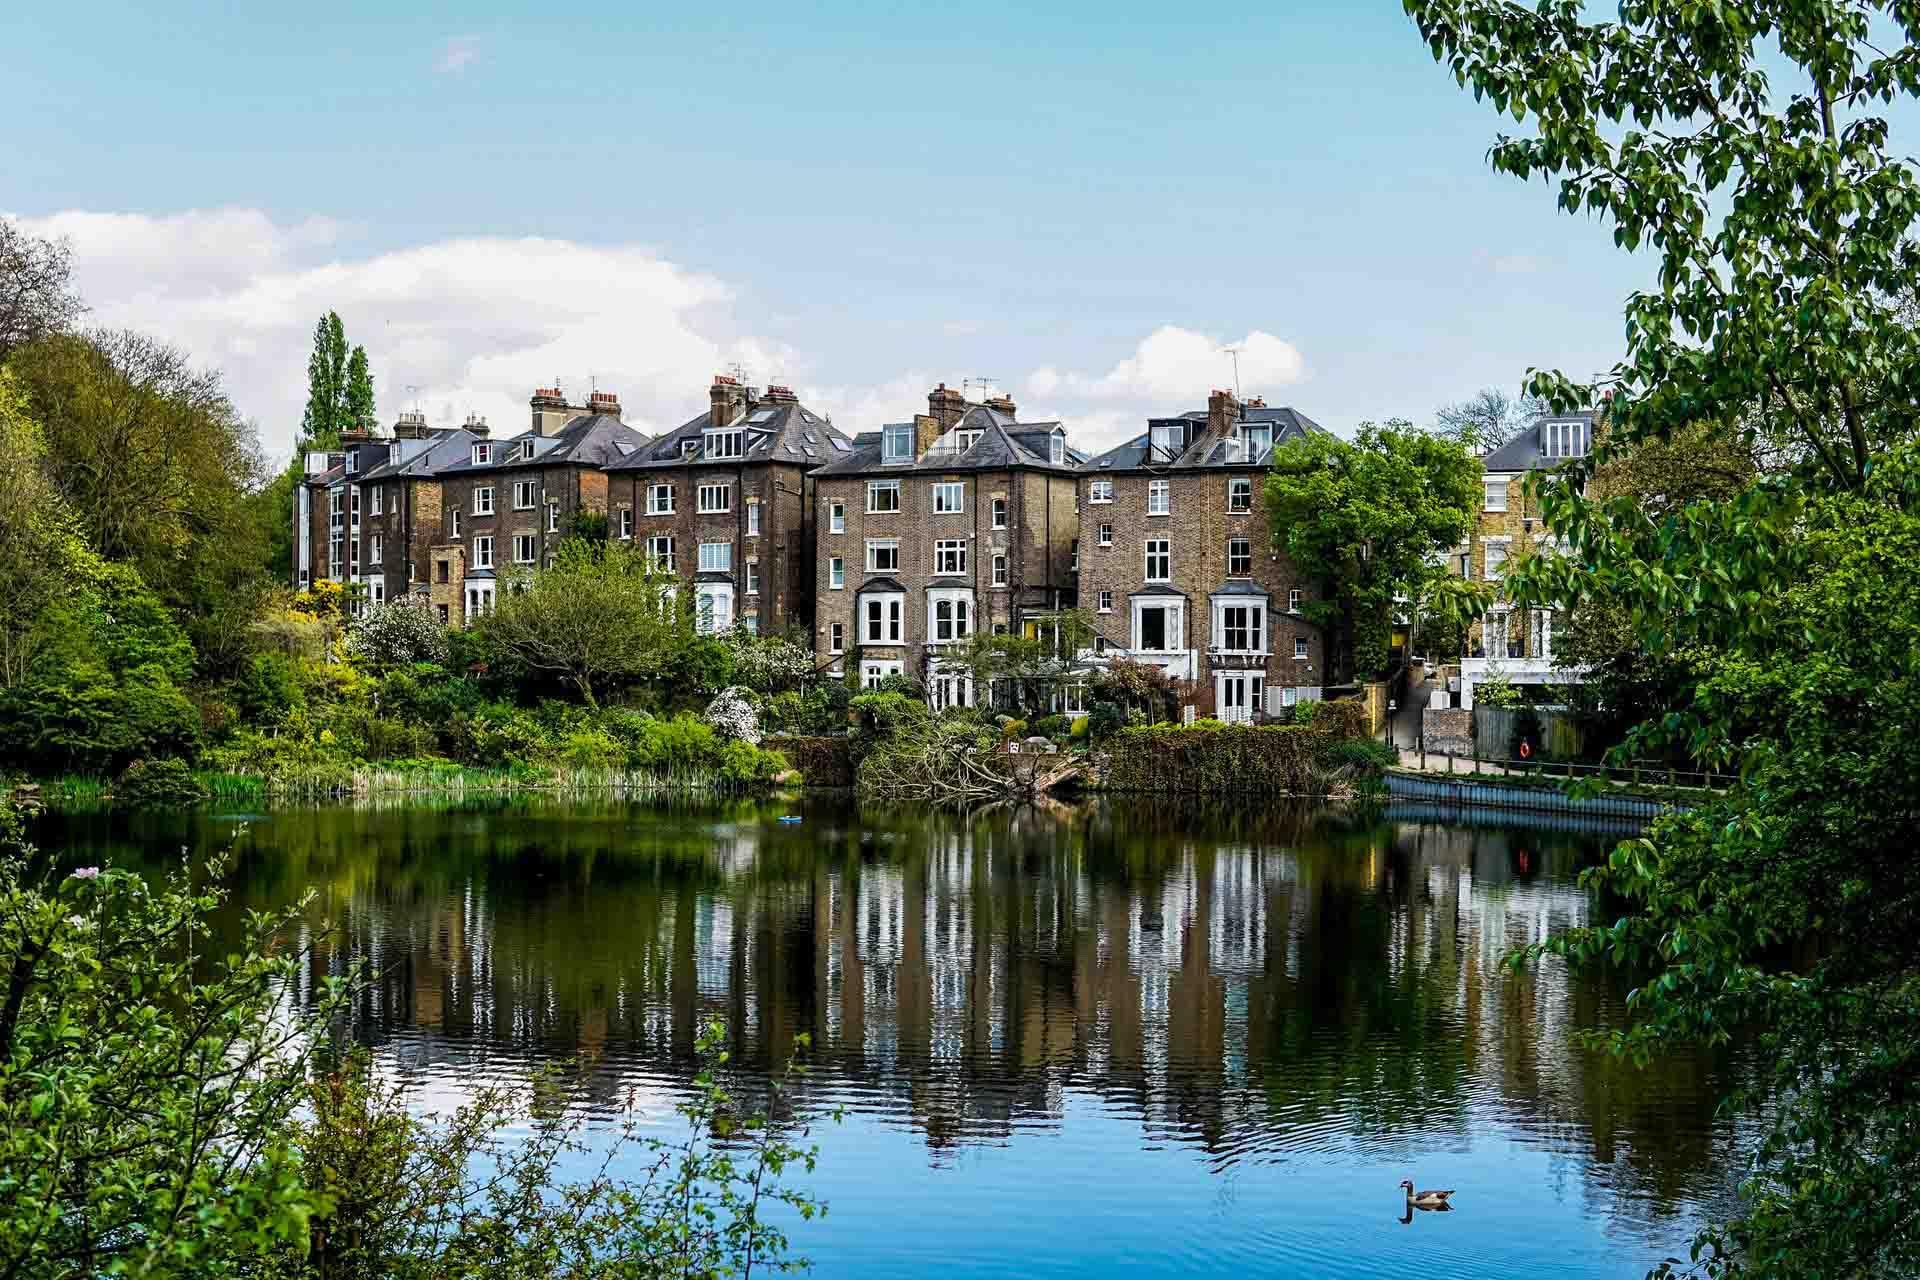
[1518,741,1532,759]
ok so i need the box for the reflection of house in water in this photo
[306,801,1734,1220]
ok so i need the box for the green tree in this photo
[299,312,373,447]
[1265,421,1479,681]
[479,542,690,709]
[1405,2,1920,1273]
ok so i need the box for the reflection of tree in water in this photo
[35,794,1742,1231]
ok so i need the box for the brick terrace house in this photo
[605,376,851,637]
[809,383,1084,705]
[1076,390,1327,722]
[428,388,650,626]
[1453,409,1597,709]
[292,412,481,610]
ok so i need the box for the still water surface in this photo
[43,796,1744,1278]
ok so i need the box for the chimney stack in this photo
[1206,387,1242,436]
[709,373,752,427]
[392,409,431,439]
[463,412,490,438]
[588,390,622,421]
[984,392,1017,417]
[927,382,968,430]
[762,384,798,404]
[530,387,574,436]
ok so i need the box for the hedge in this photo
[765,735,855,787]
[1313,698,1372,740]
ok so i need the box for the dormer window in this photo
[704,427,745,460]
[1149,422,1187,460]
[1543,419,1589,457]
[955,429,983,452]
[521,439,536,461]
[1050,430,1065,465]
[883,423,914,463]
[680,438,700,459]
[472,443,492,466]
[345,452,359,474]
[1244,424,1272,458]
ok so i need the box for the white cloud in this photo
[434,35,482,75]
[19,208,799,456]
[1022,325,1310,452]
[18,209,1315,464]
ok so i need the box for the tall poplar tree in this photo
[297,311,374,447]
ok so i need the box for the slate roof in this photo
[1209,580,1271,597]
[436,413,650,477]
[358,429,483,482]
[1081,404,1327,475]
[856,576,907,595]
[1481,410,1599,473]
[608,398,854,471]
[809,403,1087,477]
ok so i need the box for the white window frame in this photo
[867,479,901,513]
[862,593,905,645]
[514,480,537,510]
[828,621,845,655]
[932,481,964,514]
[471,535,494,569]
[698,541,732,573]
[472,443,492,466]
[1227,537,1253,577]
[829,501,845,534]
[1213,601,1267,654]
[449,508,461,539]
[991,552,1008,586]
[648,534,675,573]
[1098,522,1113,547]
[514,533,537,564]
[882,423,914,463]
[1484,539,1509,581]
[695,583,735,634]
[474,486,494,515]
[547,502,561,533]
[1148,479,1170,516]
[698,483,731,514]
[368,532,383,566]
[862,658,904,688]
[1050,431,1066,464]
[648,482,675,515]
[1144,537,1170,583]
[990,496,1008,528]
[747,499,761,536]
[1288,587,1303,613]
[927,588,973,644]
[829,556,845,589]
[866,539,899,574]
[1097,589,1113,613]
[1090,478,1113,504]
[1228,477,1254,513]
[934,539,967,576]
[745,558,760,595]
[1483,476,1509,512]
[368,483,383,515]
[704,427,746,460]
[618,508,634,540]
[1131,596,1183,653]
[1294,636,1310,660]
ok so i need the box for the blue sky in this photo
[3,1,1635,454]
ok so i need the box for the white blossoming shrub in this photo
[704,686,761,745]
[346,595,450,669]
[722,628,815,693]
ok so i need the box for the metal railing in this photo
[1408,741,1738,792]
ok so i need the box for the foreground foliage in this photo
[1406,1,1920,1273]
[0,803,828,1279]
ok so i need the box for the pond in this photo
[36,795,1744,1278]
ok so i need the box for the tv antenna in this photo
[726,361,749,384]
[964,376,998,402]
[1222,346,1243,399]
[404,384,422,413]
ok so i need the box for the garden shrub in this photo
[113,757,208,809]
[1106,723,1334,794]
[765,736,855,787]
[1314,699,1371,740]
[234,653,303,725]
[1070,715,1090,741]
[705,686,762,745]
[561,729,625,769]
[1031,714,1070,740]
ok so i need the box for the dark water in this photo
[38,795,1744,1278]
